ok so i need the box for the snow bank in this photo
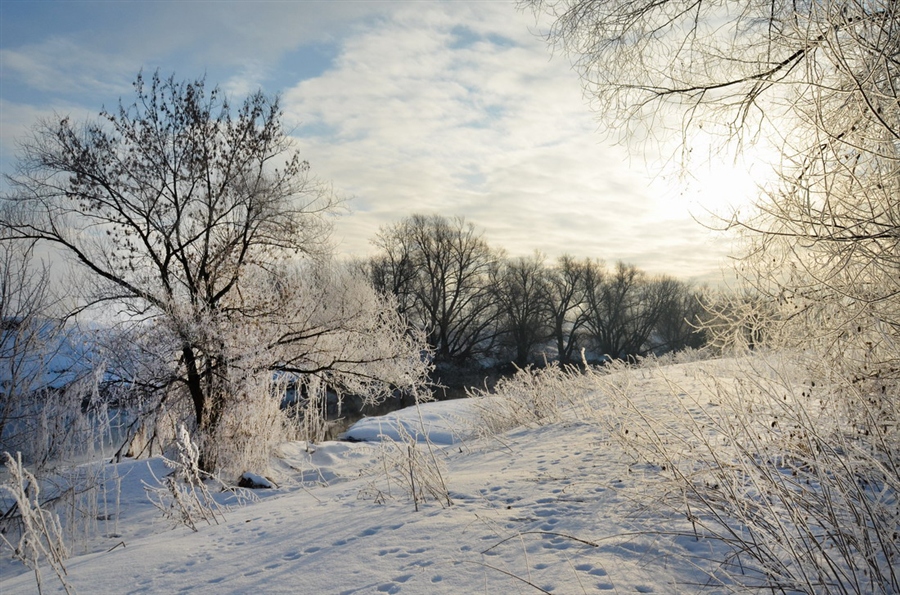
[339,399,485,445]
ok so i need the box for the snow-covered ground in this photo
[0,357,867,594]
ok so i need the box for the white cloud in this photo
[1,38,135,98]
[0,2,387,104]
[281,3,730,280]
[0,99,97,165]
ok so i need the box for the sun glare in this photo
[691,159,766,213]
[647,132,779,227]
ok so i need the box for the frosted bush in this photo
[143,425,228,532]
[597,354,900,594]
[0,453,75,595]
[469,361,604,437]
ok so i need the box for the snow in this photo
[339,399,488,445]
[0,358,809,593]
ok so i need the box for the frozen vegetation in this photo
[2,351,897,594]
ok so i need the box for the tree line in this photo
[366,213,707,371]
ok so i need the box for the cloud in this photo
[0,99,97,165]
[0,2,386,104]
[0,2,387,175]
[1,38,135,98]
[280,3,730,280]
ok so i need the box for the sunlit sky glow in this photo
[0,1,764,282]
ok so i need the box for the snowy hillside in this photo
[2,355,896,594]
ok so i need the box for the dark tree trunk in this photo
[182,345,206,427]
[182,344,219,472]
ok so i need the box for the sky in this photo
[0,0,766,282]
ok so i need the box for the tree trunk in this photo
[182,345,206,426]
[182,344,219,472]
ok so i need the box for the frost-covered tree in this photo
[0,233,125,468]
[522,3,900,590]
[0,238,62,458]
[2,72,429,472]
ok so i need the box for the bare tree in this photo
[372,214,501,366]
[651,281,708,354]
[492,253,551,367]
[545,255,592,366]
[583,262,681,359]
[365,246,418,322]
[2,72,428,472]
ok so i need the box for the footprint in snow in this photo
[574,563,609,577]
[377,547,401,556]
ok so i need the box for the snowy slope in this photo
[0,359,764,594]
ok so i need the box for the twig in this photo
[463,560,553,594]
[481,530,600,554]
